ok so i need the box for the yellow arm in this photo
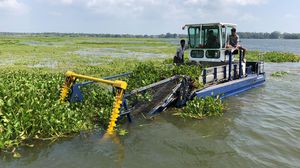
[64,71,127,89]
[60,71,128,135]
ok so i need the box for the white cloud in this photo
[238,13,257,22]
[44,0,267,19]
[37,0,269,33]
[228,0,267,5]
[63,0,267,29]
[48,0,74,5]
[284,13,296,19]
[0,0,29,15]
[85,0,149,16]
[184,0,208,6]
[49,11,63,16]
[60,0,73,5]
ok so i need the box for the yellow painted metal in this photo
[59,71,127,134]
[64,71,127,89]
[59,76,76,101]
[106,89,125,135]
[59,84,69,101]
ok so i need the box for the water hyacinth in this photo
[0,69,114,149]
[271,71,288,77]
[127,61,202,90]
[178,96,225,119]
[0,62,204,150]
[246,51,300,62]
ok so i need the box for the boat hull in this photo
[193,73,266,99]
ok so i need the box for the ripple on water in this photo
[228,63,300,167]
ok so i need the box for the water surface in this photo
[240,39,300,54]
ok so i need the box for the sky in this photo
[0,0,299,34]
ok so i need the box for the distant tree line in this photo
[0,31,300,39]
[0,32,186,38]
[238,31,300,39]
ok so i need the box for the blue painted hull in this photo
[193,73,266,99]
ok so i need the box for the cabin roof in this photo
[183,22,237,28]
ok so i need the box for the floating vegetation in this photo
[175,96,225,119]
[117,129,128,136]
[127,62,202,90]
[0,70,114,150]
[271,71,288,77]
[19,41,72,46]
[247,51,300,62]
[263,52,300,62]
[74,48,168,59]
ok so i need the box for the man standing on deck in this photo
[174,39,188,64]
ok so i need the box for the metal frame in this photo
[59,71,128,135]
[70,72,131,102]
[192,47,265,100]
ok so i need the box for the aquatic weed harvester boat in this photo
[59,23,266,134]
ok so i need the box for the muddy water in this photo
[1,63,300,168]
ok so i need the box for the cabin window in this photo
[201,26,220,49]
[225,26,234,46]
[191,50,204,58]
[221,27,226,48]
[188,27,200,48]
[206,50,220,58]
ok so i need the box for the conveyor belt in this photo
[121,75,192,118]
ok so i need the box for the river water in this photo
[240,39,300,54]
[165,39,300,55]
[1,63,299,168]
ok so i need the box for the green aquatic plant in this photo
[0,61,203,150]
[0,69,114,150]
[176,96,225,119]
[127,62,202,90]
[117,128,128,136]
[247,51,300,62]
[263,52,300,62]
[271,71,288,77]
[136,91,153,102]
[127,62,166,90]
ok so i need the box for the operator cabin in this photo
[183,22,242,66]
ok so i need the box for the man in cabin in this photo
[226,28,246,62]
[174,39,188,64]
[206,30,219,48]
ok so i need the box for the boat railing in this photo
[200,63,243,85]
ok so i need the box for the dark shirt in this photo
[228,34,239,47]
[206,35,219,48]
